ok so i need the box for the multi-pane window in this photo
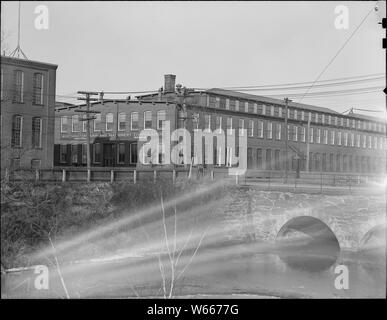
[11,115,23,147]
[309,127,314,143]
[226,99,230,110]
[267,122,273,139]
[374,136,378,149]
[72,115,80,132]
[130,143,138,164]
[245,102,249,113]
[368,136,372,149]
[157,110,166,130]
[276,123,282,140]
[144,111,152,129]
[82,114,87,132]
[248,120,254,137]
[61,116,69,133]
[293,126,298,141]
[93,143,102,163]
[216,116,222,131]
[301,110,305,121]
[328,115,331,125]
[294,109,298,120]
[94,114,102,131]
[32,117,42,148]
[337,131,342,145]
[205,114,211,131]
[256,149,263,169]
[235,100,239,112]
[316,128,321,143]
[343,132,348,146]
[60,145,67,163]
[279,107,283,118]
[356,134,360,148]
[117,143,125,164]
[227,117,233,135]
[106,113,114,131]
[33,73,44,105]
[274,149,280,170]
[239,119,245,136]
[81,143,87,164]
[118,112,126,131]
[13,70,24,103]
[350,133,354,147]
[71,144,78,164]
[262,104,266,115]
[253,103,258,114]
[270,106,274,116]
[330,131,335,145]
[215,97,220,108]
[257,120,263,138]
[322,114,325,124]
[193,113,199,130]
[300,127,305,142]
[266,149,272,170]
[323,129,328,144]
[287,125,291,141]
[362,135,366,148]
[131,112,139,130]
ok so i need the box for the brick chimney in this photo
[164,74,176,93]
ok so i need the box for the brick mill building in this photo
[0,56,58,172]
[54,74,387,176]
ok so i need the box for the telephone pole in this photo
[77,91,99,182]
[284,97,291,183]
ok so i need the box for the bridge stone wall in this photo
[218,186,385,250]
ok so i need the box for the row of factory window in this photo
[246,148,383,173]
[60,111,386,150]
[207,96,386,134]
[0,69,45,105]
[58,143,138,165]
[9,115,43,148]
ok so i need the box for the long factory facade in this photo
[54,74,387,176]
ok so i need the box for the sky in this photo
[1,1,386,115]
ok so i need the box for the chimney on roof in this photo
[164,74,176,93]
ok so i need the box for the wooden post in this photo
[35,169,40,182]
[87,169,91,183]
[62,169,66,182]
[153,170,157,183]
[172,170,176,184]
[110,170,114,183]
[133,170,137,184]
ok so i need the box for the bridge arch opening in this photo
[276,216,340,272]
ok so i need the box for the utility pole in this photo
[284,97,291,183]
[77,91,99,182]
[306,117,311,172]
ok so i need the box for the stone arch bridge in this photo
[219,186,386,251]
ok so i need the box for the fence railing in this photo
[1,167,384,189]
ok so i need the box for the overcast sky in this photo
[1,1,385,114]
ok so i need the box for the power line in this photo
[298,1,379,103]
[194,73,385,91]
